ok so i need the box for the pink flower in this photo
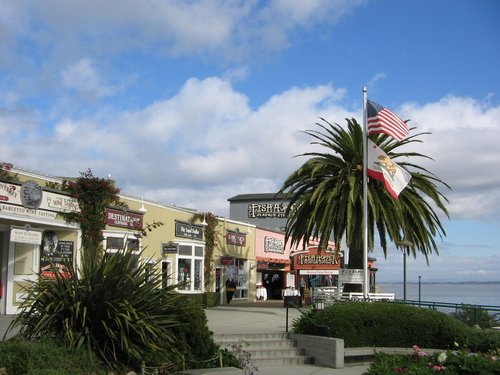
[432,365,446,372]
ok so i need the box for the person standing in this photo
[225,277,237,304]
[299,278,306,302]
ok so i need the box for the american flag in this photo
[367,100,409,141]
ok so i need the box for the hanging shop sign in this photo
[105,208,143,230]
[175,221,203,241]
[226,231,246,246]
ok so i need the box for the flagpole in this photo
[362,87,369,298]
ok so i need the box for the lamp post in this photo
[418,275,422,305]
[396,240,413,302]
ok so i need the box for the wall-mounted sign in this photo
[226,231,246,246]
[221,256,235,265]
[257,260,269,270]
[0,203,58,220]
[296,254,339,266]
[339,269,364,284]
[175,221,203,241]
[21,180,43,209]
[264,236,284,254]
[10,228,43,245]
[40,239,74,279]
[0,181,79,213]
[105,208,143,229]
[248,203,289,218]
[162,242,178,255]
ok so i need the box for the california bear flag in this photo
[367,139,411,199]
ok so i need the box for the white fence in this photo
[313,287,395,306]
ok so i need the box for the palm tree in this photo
[279,118,449,289]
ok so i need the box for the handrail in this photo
[392,299,500,326]
[393,299,500,312]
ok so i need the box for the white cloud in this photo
[61,58,115,98]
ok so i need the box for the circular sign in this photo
[21,180,43,209]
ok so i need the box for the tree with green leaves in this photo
[279,118,449,288]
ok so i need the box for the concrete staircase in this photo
[213,332,314,367]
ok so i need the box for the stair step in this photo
[218,339,296,349]
[247,347,304,357]
[213,332,288,341]
[214,332,314,367]
[252,355,314,367]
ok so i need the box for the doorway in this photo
[6,242,39,314]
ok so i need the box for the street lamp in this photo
[396,240,413,302]
[418,275,422,305]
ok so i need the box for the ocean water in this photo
[378,282,500,307]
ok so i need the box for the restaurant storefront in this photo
[289,245,343,293]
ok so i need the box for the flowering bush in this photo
[366,344,500,374]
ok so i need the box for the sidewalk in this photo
[205,303,370,375]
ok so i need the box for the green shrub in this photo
[9,247,188,373]
[292,302,497,349]
[451,305,496,328]
[0,338,107,375]
[204,292,220,307]
[0,339,29,375]
[141,298,222,372]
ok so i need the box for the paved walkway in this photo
[1,302,371,374]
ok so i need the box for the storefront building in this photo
[0,164,210,315]
[213,218,256,305]
[111,196,207,295]
[254,227,301,300]
[0,167,81,314]
[229,193,379,296]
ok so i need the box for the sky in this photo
[1,0,500,284]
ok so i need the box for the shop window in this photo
[106,236,139,252]
[225,258,249,299]
[14,243,33,275]
[177,243,204,293]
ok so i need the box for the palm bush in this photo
[9,247,187,372]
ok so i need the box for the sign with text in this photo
[0,181,79,213]
[247,202,295,218]
[175,221,203,241]
[10,228,43,245]
[226,231,246,247]
[162,242,178,255]
[40,240,74,279]
[297,254,339,266]
[339,269,364,284]
[105,208,143,229]
[264,236,284,254]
